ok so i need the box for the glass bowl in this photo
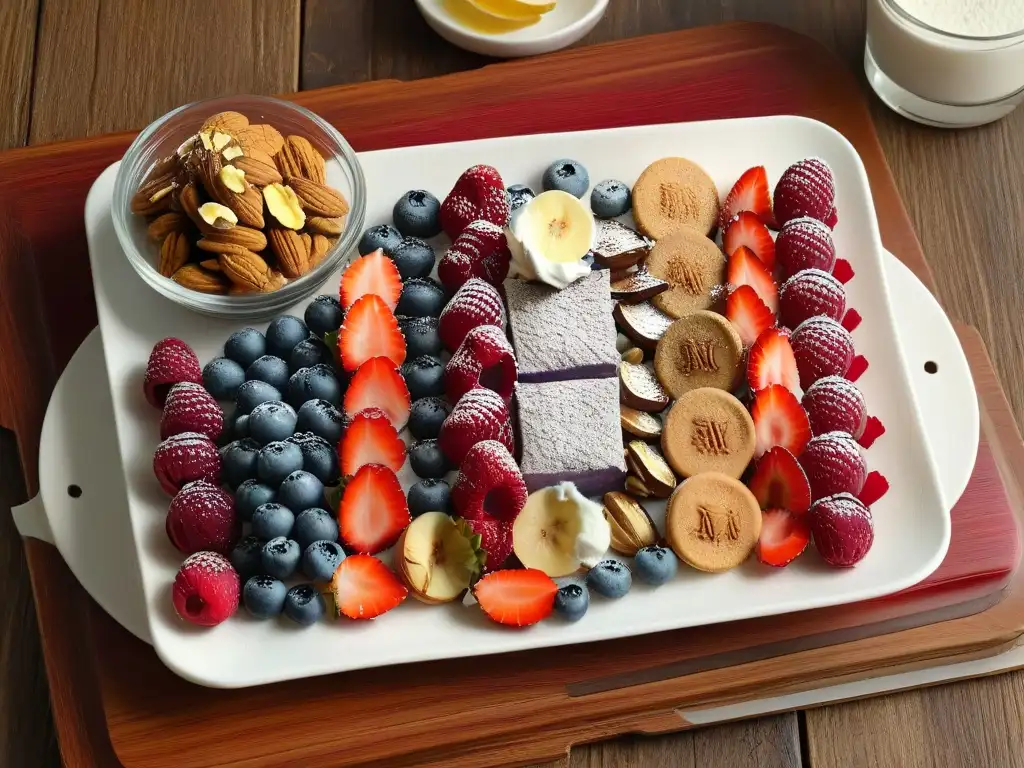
[112,94,366,320]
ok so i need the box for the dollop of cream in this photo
[506,191,595,290]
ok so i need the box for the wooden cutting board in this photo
[1,23,1021,768]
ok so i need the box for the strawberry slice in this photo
[344,357,411,430]
[339,250,402,311]
[339,464,411,554]
[747,328,800,394]
[339,408,406,477]
[726,285,775,347]
[756,508,811,567]
[328,554,407,620]
[727,245,778,313]
[748,446,812,513]
[723,211,776,271]
[720,166,776,230]
[338,294,407,373]
[751,384,812,458]
[473,568,557,627]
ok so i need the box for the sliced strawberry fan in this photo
[723,211,777,271]
[338,294,407,373]
[751,384,812,458]
[339,408,407,477]
[726,285,775,347]
[747,328,800,394]
[720,166,777,230]
[727,246,778,313]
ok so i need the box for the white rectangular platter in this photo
[85,117,951,688]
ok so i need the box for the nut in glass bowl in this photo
[113,95,366,320]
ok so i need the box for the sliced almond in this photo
[263,183,306,230]
[619,361,669,413]
[210,131,233,151]
[218,165,247,194]
[221,145,244,162]
[626,441,676,498]
[621,405,663,441]
[198,202,238,230]
[198,131,215,151]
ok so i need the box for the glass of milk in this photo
[865,0,1024,127]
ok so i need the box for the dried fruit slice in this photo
[473,568,557,627]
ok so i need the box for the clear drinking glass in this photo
[865,0,1024,127]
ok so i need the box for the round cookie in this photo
[632,157,720,239]
[666,472,762,573]
[654,311,744,398]
[662,388,755,479]
[645,227,727,318]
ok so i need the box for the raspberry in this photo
[779,269,846,330]
[440,165,509,240]
[438,278,507,352]
[775,217,836,279]
[451,440,528,523]
[171,551,240,627]
[801,376,866,438]
[445,324,518,403]
[773,158,836,228]
[143,337,202,408]
[153,432,222,495]
[465,517,513,573]
[160,382,224,441]
[790,316,854,389]
[809,493,873,567]
[799,431,867,502]
[166,480,240,555]
[438,387,514,465]
[438,220,512,292]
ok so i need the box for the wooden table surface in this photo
[1,2,1022,766]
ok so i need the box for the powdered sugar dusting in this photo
[180,550,234,575]
[157,431,215,451]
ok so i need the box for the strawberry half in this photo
[756,508,811,567]
[751,384,812,458]
[339,464,411,554]
[725,285,775,347]
[339,249,403,311]
[473,568,557,627]
[328,554,407,620]
[339,408,406,477]
[723,211,776,271]
[727,245,778,313]
[747,328,800,394]
[338,294,407,373]
[748,446,812,513]
[344,357,411,430]
[720,166,776,230]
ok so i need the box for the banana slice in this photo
[513,482,611,577]
[507,190,596,289]
[465,0,555,21]
[397,513,485,603]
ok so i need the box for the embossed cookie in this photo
[661,388,755,479]
[645,227,727,319]
[666,472,762,573]
[654,310,744,398]
[632,157,720,239]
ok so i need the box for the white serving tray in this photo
[69,118,972,688]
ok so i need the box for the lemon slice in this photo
[465,0,553,22]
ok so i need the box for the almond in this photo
[219,249,273,292]
[305,216,345,236]
[200,259,222,272]
[197,226,268,253]
[201,111,249,135]
[131,157,177,215]
[171,264,228,294]
[277,135,326,184]
[158,231,191,277]
[269,228,310,279]
[224,184,265,229]
[231,155,283,187]
[310,233,332,267]
[287,176,349,218]
[236,124,284,156]
[147,212,187,241]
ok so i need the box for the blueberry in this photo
[243,575,288,619]
[220,438,261,489]
[251,502,296,540]
[248,400,298,446]
[234,479,276,522]
[397,278,446,318]
[401,355,445,400]
[202,357,246,400]
[393,190,442,238]
[399,316,443,359]
[408,396,452,440]
[407,479,451,517]
[390,237,436,280]
[634,546,678,586]
[261,537,301,580]
[292,508,338,550]
[287,432,341,484]
[506,184,535,212]
[278,470,325,514]
[542,159,590,198]
[408,439,448,479]
[295,398,345,443]
[245,355,290,391]
[302,540,346,582]
[256,440,305,487]
[586,559,632,598]
[230,536,266,581]
[289,338,331,373]
[554,583,589,622]
[304,295,343,337]
[590,179,632,219]
[235,379,282,415]
[287,365,342,407]
[233,413,251,440]
[283,583,325,626]
[265,315,309,359]
[225,328,267,369]
[359,224,403,256]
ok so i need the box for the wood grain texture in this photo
[29,0,302,144]
[0,0,38,149]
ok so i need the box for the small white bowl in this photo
[415,0,609,58]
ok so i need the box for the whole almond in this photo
[158,231,190,277]
[236,124,284,156]
[200,259,221,272]
[306,216,345,236]
[178,181,205,229]
[224,184,265,229]
[288,176,349,218]
[231,155,283,187]
[171,264,228,294]
[201,111,249,136]
[147,212,187,241]
[277,135,326,184]
[131,160,177,215]
[197,226,268,253]
[310,234,331,267]
[269,228,311,279]
[220,249,273,292]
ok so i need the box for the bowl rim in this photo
[414,0,610,45]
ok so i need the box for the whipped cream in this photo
[506,190,595,290]
[547,482,611,568]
